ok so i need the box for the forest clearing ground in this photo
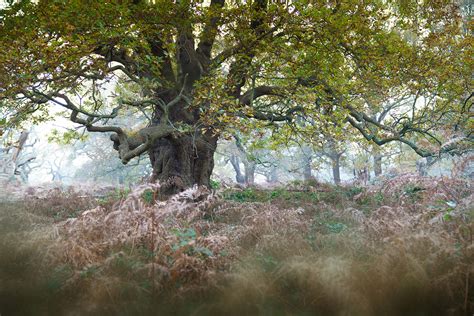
[0,175,473,315]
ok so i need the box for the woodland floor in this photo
[0,175,473,316]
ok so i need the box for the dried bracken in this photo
[1,175,472,315]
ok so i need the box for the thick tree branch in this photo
[212,26,282,66]
[347,116,433,157]
[196,0,225,61]
[225,0,268,99]
[238,106,304,122]
[24,88,178,164]
[239,85,286,105]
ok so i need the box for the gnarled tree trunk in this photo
[148,97,218,194]
[149,135,217,195]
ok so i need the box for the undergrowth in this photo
[0,175,473,315]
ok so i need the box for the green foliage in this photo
[223,186,365,205]
[0,0,470,160]
[97,188,131,206]
[171,228,213,258]
[47,129,88,145]
[350,190,386,213]
[172,227,197,250]
[210,179,220,190]
[141,189,155,205]
[428,199,458,222]
[403,183,425,201]
[269,188,292,200]
[344,186,364,199]
[47,265,74,292]
[255,253,279,272]
[311,211,351,235]
[224,188,258,202]
[324,221,348,234]
[224,187,321,204]
[79,265,100,279]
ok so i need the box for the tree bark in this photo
[301,146,314,181]
[230,155,246,184]
[332,154,341,185]
[232,135,256,186]
[266,166,279,183]
[146,94,218,194]
[244,161,256,185]
[149,133,217,195]
[374,154,382,177]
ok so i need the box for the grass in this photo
[222,184,386,215]
[0,176,473,315]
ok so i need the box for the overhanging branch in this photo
[24,88,178,164]
[239,85,286,105]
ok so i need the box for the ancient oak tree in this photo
[0,0,471,192]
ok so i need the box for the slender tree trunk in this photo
[374,153,382,177]
[303,158,313,181]
[232,134,256,185]
[230,155,245,184]
[267,166,279,183]
[332,155,341,185]
[301,146,314,181]
[11,131,28,163]
[244,161,256,185]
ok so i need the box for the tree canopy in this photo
[0,0,472,191]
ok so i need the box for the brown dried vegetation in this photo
[0,175,473,315]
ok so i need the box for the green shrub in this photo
[403,184,425,200]
[141,189,155,205]
[210,179,220,189]
[224,188,258,202]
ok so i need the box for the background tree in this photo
[0,129,38,183]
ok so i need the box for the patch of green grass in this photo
[223,188,260,202]
[315,190,345,205]
[403,183,425,201]
[344,186,364,199]
[171,227,214,258]
[141,189,155,205]
[324,221,347,234]
[354,191,387,213]
[210,179,220,189]
[310,210,351,235]
[255,252,279,272]
[47,265,74,292]
[223,188,321,204]
[79,265,101,278]
[97,187,131,207]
